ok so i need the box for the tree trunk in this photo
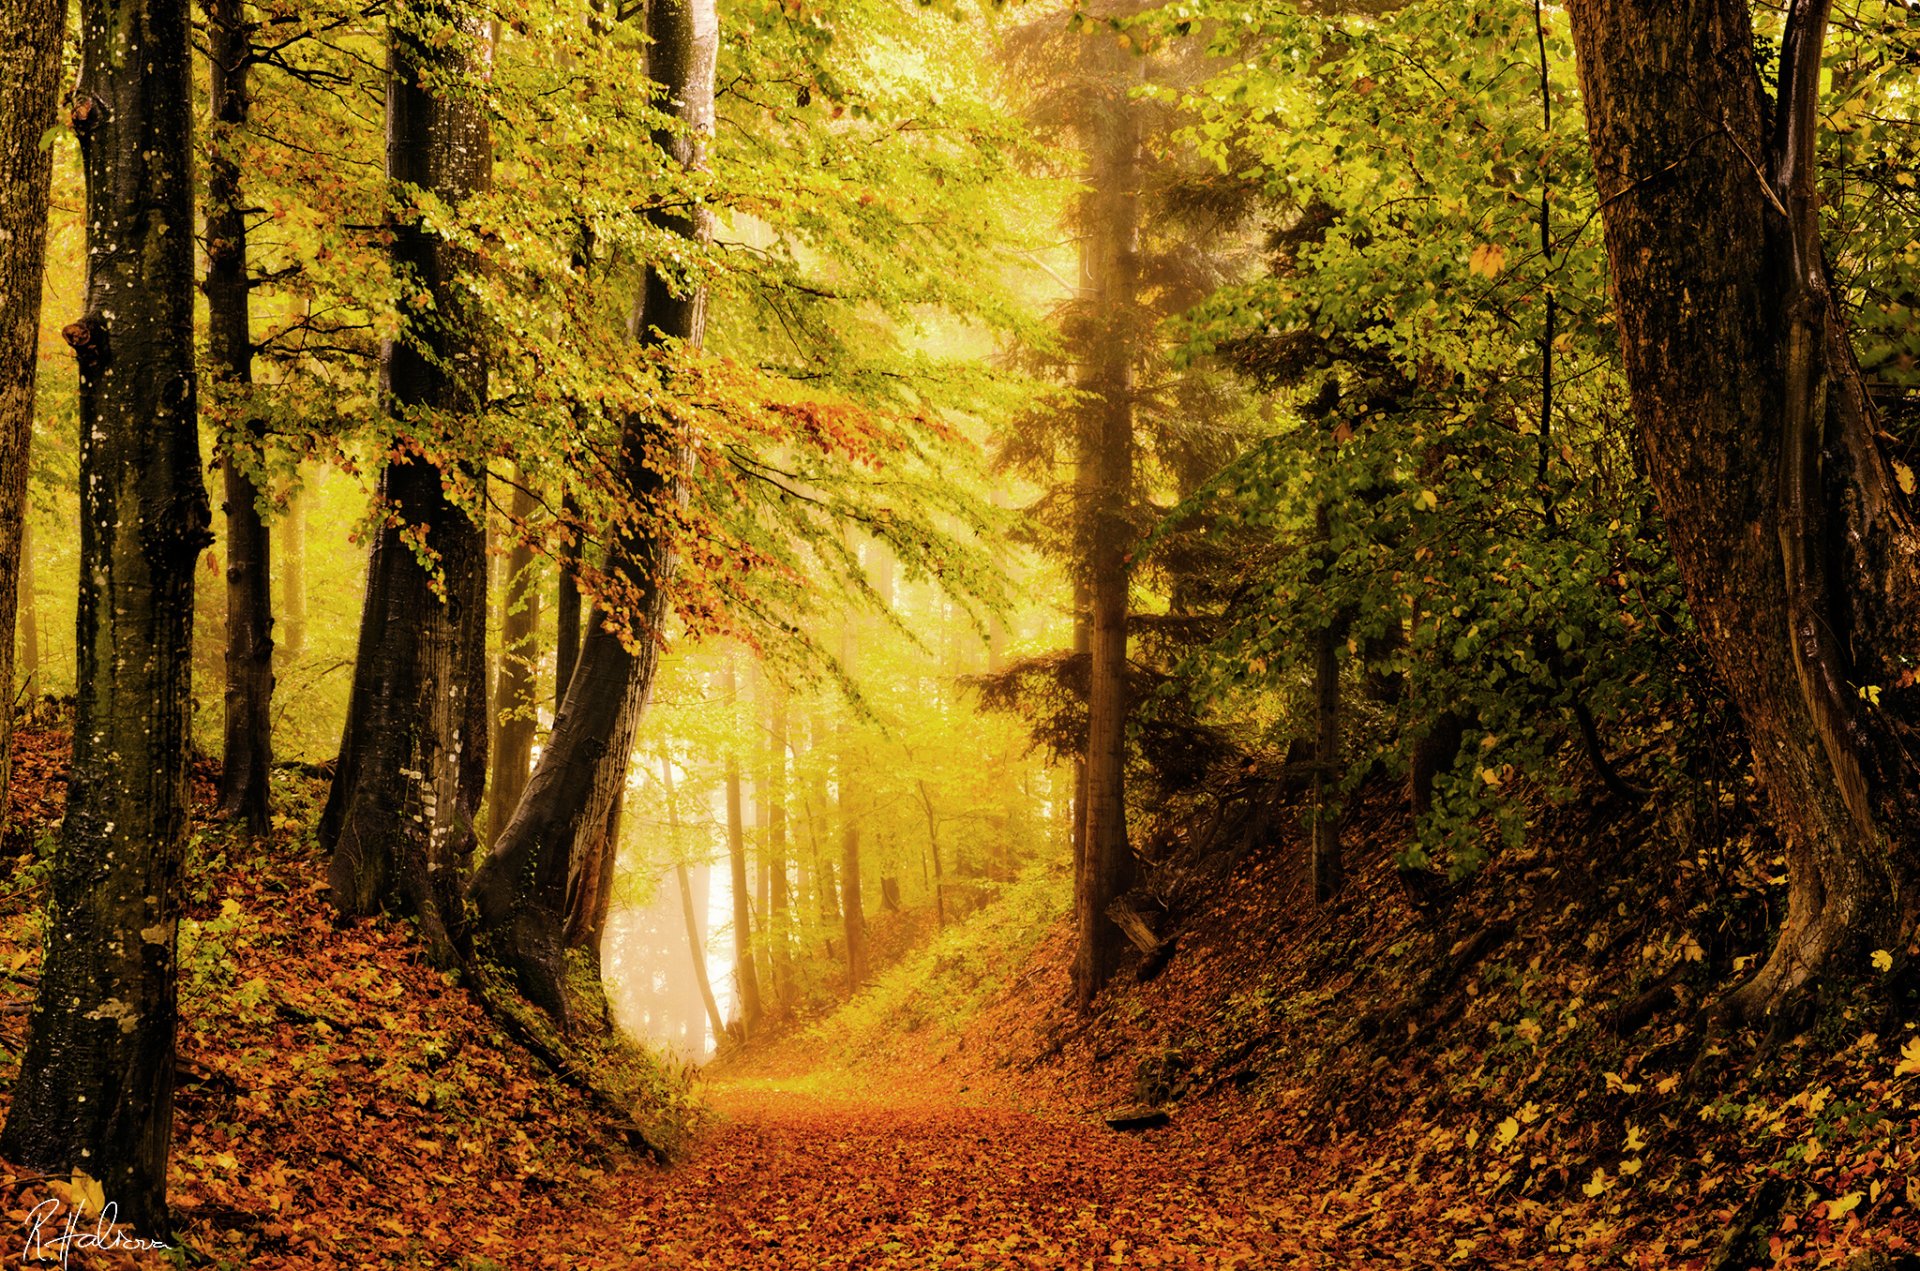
[209,0,274,836]
[918,780,945,928]
[279,478,307,660]
[1310,614,1343,904]
[723,658,763,1033]
[1566,0,1920,1019]
[836,621,868,992]
[17,517,37,699]
[767,691,792,1010]
[321,5,493,964]
[465,0,717,1025]
[662,757,724,1047]
[0,0,63,816]
[1071,44,1142,1010]
[554,490,582,709]
[0,0,211,1226]
[677,861,724,1049]
[489,480,541,844]
[564,791,621,954]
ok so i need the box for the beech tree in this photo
[0,0,210,1224]
[1566,0,1920,1017]
[1070,31,1144,1008]
[467,0,720,1022]
[0,0,63,809]
[321,1,493,962]
[207,0,275,835]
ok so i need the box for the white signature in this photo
[22,1198,170,1267]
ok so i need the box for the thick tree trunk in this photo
[322,6,493,964]
[466,0,718,1023]
[209,0,274,835]
[0,0,211,1226]
[489,481,541,844]
[564,793,621,954]
[1567,0,1920,1018]
[1071,46,1142,1010]
[0,0,63,816]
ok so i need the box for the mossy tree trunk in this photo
[1566,0,1920,1018]
[322,2,493,963]
[0,0,212,1225]
[0,0,63,815]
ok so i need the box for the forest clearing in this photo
[2,0,1920,1265]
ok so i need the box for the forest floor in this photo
[3,717,1920,1268]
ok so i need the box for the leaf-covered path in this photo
[585,1084,1284,1270]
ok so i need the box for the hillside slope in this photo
[0,722,692,1269]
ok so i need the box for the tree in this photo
[766,690,794,1010]
[723,657,763,1033]
[0,0,211,1225]
[1069,27,1143,1009]
[467,0,720,1022]
[1566,0,1920,1018]
[207,0,275,835]
[0,0,64,811]
[320,1,493,963]
[489,479,541,843]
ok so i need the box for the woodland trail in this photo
[585,1083,1291,1270]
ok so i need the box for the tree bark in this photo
[209,0,274,836]
[1566,0,1920,1018]
[554,490,582,709]
[0,0,63,816]
[466,0,719,1023]
[489,480,541,843]
[0,0,211,1226]
[321,4,493,965]
[1071,44,1142,1010]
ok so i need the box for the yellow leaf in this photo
[70,1170,106,1216]
[1895,1036,1920,1077]
[1582,1167,1612,1197]
[1896,460,1917,496]
[1873,949,1895,973]
[1494,1116,1520,1149]
[1826,1191,1862,1220]
[1416,488,1439,511]
[1625,1123,1647,1153]
[1469,243,1507,277]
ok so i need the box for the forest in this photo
[0,0,1918,1264]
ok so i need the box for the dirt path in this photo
[579,1084,1287,1270]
